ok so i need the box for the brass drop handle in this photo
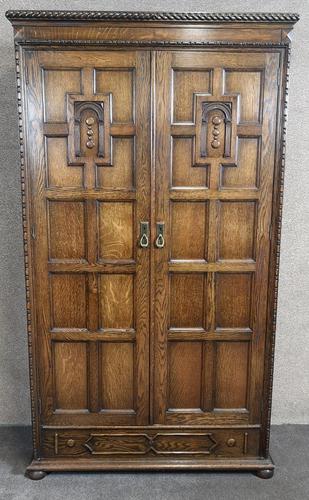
[139,221,149,248]
[155,222,165,248]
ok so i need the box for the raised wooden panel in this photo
[168,342,202,409]
[50,274,87,329]
[173,69,211,122]
[171,137,207,187]
[43,69,81,122]
[98,202,134,261]
[221,137,260,189]
[95,69,134,122]
[215,341,249,409]
[224,70,262,123]
[96,138,134,189]
[215,273,252,330]
[170,274,205,329]
[48,201,86,261]
[46,138,83,188]
[99,274,134,329]
[53,342,88,410]
[171,202,208,260]
[218,201,256,261]
[100,342,134,410]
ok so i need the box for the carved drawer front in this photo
[42,429,260,458]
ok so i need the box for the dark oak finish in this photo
[6,10,298,479]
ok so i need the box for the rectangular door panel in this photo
[154,50,279,425]
[24,49,150,426]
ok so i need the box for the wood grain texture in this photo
[48,201,86,261]
[153,48,280,432]
[99,274,134,329]
[100,342,135,410]
[98,202,134,261]
[168,342,202,409]
[53,342,88,410]
[7,10,297,474]
[215,342,249,409]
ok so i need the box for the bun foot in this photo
[26,470,47,480]
[255,468,274,479]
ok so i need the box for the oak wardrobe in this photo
[6,10,299,479]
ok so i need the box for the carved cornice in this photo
[17,39,290,48]
[6,10,299,24]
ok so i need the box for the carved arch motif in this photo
[201,102,232,158]
[74,101,105,157]
[67,93,111,165]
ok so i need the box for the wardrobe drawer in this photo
[41,428,260,458]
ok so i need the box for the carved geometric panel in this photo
[43,69,81,122]
[96,138,135,189]
[53,341,88,411]
[84,432,217,455]
[215,341,249,409]
[217,201,256,261]
[221,137,260,189]
[99,274,134,330]
[224,70,262,123]
[169,273,205,329]
[46,138,84,188]
[172,69,211,123]
[170,202,208,260]
[100,342,134,410]
[50,273,87,330]
[48,201,86,261]
[95,69,134,122]
[171,137,208,188]
[98,202,134,261]
[215,273,252,330]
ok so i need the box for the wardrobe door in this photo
[153,50,279,426]
[24,49,151,426]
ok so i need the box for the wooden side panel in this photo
[53,342,88,410]
[173,69,211,122]
[225,71,262,123]
[96,138,134,189]
[98,202,134,261]
[215,342,249,409]
[50,274,87,330]
[99,274,134,329]
[168,342,202,409]
[221,138,260,189]
[100,343,134,410]
[172,137,208,188]
[170,274,205,329]
[171,202,208,260]
[218,202,256,261]
[96,69,134,122]
[48,201,86,261]
[215,273,252,330]
[46,138,84,188]
[43,69,81,121]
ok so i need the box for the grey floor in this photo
[0,425,308,500]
